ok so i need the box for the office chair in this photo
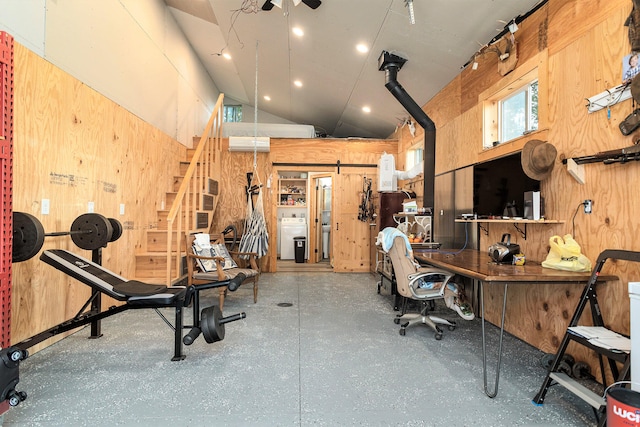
[387,235,456,340]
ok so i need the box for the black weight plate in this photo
[70,213,113,250]
[540,353,555,370]
[13,212,45,262]
[201,305,225,343]
[557,361,572,376]
[561,354,575,366]
[572,361,591,379]
[108,218,123,242]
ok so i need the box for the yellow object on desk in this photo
[513,253,526,265]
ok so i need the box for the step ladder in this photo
[532,249,640,427]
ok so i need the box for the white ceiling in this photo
[165,0,543,138]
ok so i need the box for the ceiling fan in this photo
[262,0,322,11]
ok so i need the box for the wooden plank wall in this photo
[398,0,640,378]
[11,44,186,350]
[210,138,398,273]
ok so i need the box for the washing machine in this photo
[280,217,307,260]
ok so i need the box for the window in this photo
[500,80,538,142]
[481,65,540,149]
[405,144,424,170]
[223,105,242,122]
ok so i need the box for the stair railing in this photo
[164,93,224,285]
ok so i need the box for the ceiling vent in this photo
[228,136,270,152]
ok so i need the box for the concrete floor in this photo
[3,272,597,426]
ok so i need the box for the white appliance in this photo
[228,136,270,152]
[280,217,307,260]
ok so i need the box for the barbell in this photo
[13,212,123,262]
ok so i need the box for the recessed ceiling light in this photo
[292,27,304,37]
[264,95,271,101]
[362,106,371,113]
[222,52,232,60]
[356,44,368,53]
[294,80,303,87]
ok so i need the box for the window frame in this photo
[498,79,538,143]
[223,105,243,123]
[482,66,540,149]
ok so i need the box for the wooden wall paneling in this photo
[459,3,548,114]
[547,0,629,56]
[460,50,503,114]
[456,106,481,170]
[434,118,459,175]
[209,147,273,271]
[424,75,461,127]
[389,0,640,380]
[478,4,640,378]
[12,44,186,351]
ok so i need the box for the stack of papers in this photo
[568,326,631,352]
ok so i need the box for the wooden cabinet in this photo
[278,174,307,207]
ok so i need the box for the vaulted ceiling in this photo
[165,0,543,138]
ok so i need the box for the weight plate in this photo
[572,361,591,380]
[557,361,572,376]
[108,218,123,242]
[70,213,113,250]
[540,353,555,370]
[561,354,575,366]
[13,212,45,262]
[201,305,225,343]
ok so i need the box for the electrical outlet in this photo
[584,199,592,214]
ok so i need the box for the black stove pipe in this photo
[378,51,435,214]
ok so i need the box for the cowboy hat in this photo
[521,139,557,180]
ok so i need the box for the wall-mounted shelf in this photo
[455,218,564,239]
[278,175,307,207]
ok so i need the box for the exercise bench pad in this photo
[40,249,185,305]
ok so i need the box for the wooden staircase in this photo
[132,94,225,285]
[133,156,219,283]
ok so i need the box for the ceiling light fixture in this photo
[405,0,415,25]
[264,95,271,101]
[362,106,371,113]
[294,80,303,87]
[292,27,304,37]
[356,44,368,53]
[270,0,304,7]
[222,52,232,60]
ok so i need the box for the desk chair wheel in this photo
[447,323,456,331]
[394,317,401,325]
[399,322,409,336]
[435,331,443,340]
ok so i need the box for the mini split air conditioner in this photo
[228,136,270,152]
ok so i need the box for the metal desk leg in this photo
[481,281,508,398]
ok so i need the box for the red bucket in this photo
[607,388,640,426]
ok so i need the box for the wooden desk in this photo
[414,249,617,398]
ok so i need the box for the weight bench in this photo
[15,249,244,362]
